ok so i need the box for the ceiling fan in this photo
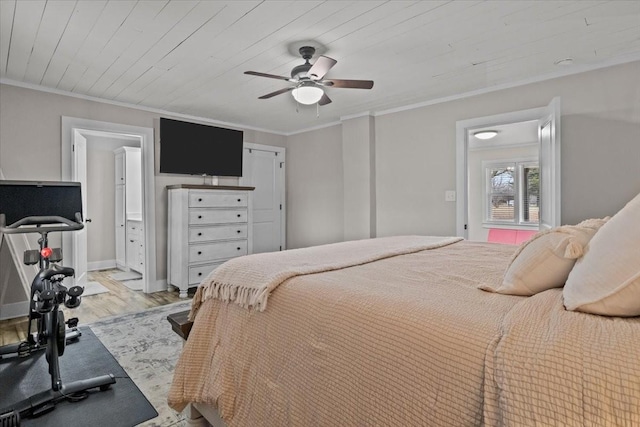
[245,46,374,106]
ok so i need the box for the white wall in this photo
[286,125,344,249]
[284,61,640,247]
[342,115,375,241]
[1,61,639,272]
[0,84,286,283]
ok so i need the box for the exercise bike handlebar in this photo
[0,213,84,234]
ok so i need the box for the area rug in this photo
[89,300,193,427]
[109,271,143,281]
[0,326,158,427]
[121,278,144,291]
[83,281,110,296]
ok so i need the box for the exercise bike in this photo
[0,181,116,426]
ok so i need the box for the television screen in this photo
[159,118,243,177]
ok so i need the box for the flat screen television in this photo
[159,118,243,177]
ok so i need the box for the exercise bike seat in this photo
[39,264,75,281]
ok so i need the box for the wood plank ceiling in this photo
[1,1,639,134]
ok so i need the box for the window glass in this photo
[522,166,539,224]
[484,162,539,226]
[488,167,515,222]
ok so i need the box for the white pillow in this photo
[564,193,640,317]
[479,218,608,296]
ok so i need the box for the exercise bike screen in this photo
[0,180,83,226]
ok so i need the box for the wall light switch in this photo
[445,190,456,202]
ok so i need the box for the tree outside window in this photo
[485,161,539,226]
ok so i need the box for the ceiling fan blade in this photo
[323,79,374,89]
[245,71,292,81]
[258,87,294,99]
[318,93,332,106]
[307,56,337,80]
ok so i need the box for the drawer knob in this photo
[237,230,241,233]
[237,198,241,202]
[198,272,202,276]
[237,214,241,218]
[198,215,202,219]
[198,198,202,202]
[130,240,134,243]
[198,251,202,255]
[198,232,202,236]
[237,247,241,251]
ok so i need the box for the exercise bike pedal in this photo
[66,317,79,328]
[36,290,55,313]
[64,286,83,309]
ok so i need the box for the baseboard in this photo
[0,301,29,320]
[88,260,116,271]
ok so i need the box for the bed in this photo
[168,197,640,426]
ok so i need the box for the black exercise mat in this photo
[0,326,158,426]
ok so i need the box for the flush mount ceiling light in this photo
[473,130,498,140]
[291,82,324,105]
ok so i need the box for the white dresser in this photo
[126,218,145,273]
[167,185,254,298]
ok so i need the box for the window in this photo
[484,160,539,226]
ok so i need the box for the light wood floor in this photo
[0,269,192,347]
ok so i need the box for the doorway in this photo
[456,98,561,240]
[240,143,286,253]
[61,117,158,293]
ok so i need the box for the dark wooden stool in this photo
[167,310,193,340]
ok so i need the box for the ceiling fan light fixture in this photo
[473,130,498,140]
[292,84,324,105]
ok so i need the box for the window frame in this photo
[482,157,539,229]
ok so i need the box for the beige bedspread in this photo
[484,288,640,427]
[191,235,462,313]
[168,239,640,426]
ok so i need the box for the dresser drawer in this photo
[189,192,248,208]
[189,224,248,243]
[127,221,143,238]
[189,240,247,263]
[189,209,247,225]
[188,262,225,285]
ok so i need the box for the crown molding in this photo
[373,54,640,117]
[340,111,373,121]
[3,53,639,137]
[0,78,288,136]
[283,120,342,136]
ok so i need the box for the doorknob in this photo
[86,218,92,223]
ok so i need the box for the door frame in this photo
[61,117,159,293]
[239,142,286,251]
[455,98,561,238]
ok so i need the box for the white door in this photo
[71,131,88,285]
[538,97,561,230]
[240,145,285,253]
